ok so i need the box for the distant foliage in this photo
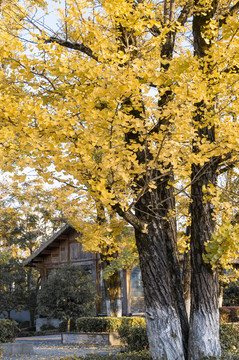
[223,280,239,306]
[0,256,26,318]
[0,319,19,343]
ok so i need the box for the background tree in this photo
[0,1,239,359]
[0,181,67,326]
[223,278,239,306]
[0,181,66,256]
[37,264,96,332]
[0,253,26,319]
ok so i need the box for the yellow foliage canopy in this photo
[0,0,238,268]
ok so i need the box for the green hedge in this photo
[0,319,19,343]
[75,317,145,333]
[118,324,149,352]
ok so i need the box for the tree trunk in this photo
[189,3,222,357]
[67,316,71,332]
[106,271,122,317]
[29,309,35,328]
[182,250,191,321]
[134,183,189,360]
[189,162,221,359]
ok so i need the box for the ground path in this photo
[1,335,121,360]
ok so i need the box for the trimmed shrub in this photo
[220,307,239,323]
[75,317,145,333]
[0,319,19,343]
[118,324,149,352]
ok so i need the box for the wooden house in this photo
[24,224,145,316]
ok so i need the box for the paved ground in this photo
[1,335,122,360]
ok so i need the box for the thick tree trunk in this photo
[134,183,189,360]
[189,2,222,357]
[189,162,221,359]
[135,221,188,360]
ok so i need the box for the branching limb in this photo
[45,37,99,61]
[113,203,146,232]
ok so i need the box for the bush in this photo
[220,307,239,323]
[0,319,19,343]
[18,329,35,337]
[75,317,145,333]
[220,323,239,355]
[223,280,239,306]
[118,324,149,352]
[18,321,30,329]
[40,323,57,332]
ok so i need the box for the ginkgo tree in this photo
[0,0,239,359]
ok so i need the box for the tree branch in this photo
[113,203,146,232]
[219,1,239,27]
[176,1,193,26]
[45,37,99,61]
[218,160,239,175]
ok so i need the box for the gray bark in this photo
[189,141,221,359]
[135,208,189,360]
[146,306,185,360]
[189,306,220,360]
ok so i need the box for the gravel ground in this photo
[1,335,122,360]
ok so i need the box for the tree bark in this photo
[134,181,189,360]
[189,162,221,359]
[182,249,191,320]
[188,3,222,357]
